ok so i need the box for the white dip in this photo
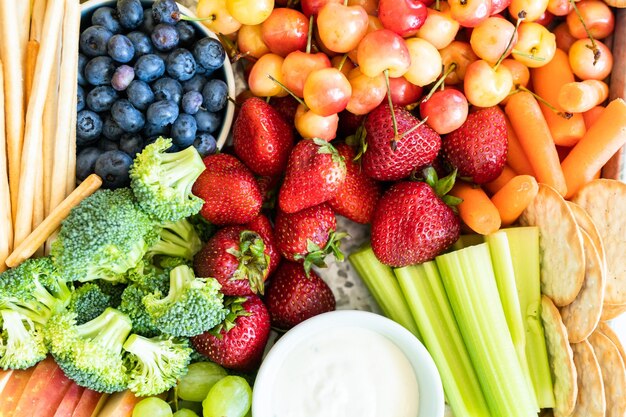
[270,325,420,417]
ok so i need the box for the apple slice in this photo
[13,357,60,416]
[18,363,73,417]
[70,389,109,417]
[0,367,35,416]
[0,369,14,394]
[53,383,85,417]
[96,390,144,417]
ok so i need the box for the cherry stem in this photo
[568,0,600,65]
[344,0,349,5]
[267,74,307,107]
[423,63,457,103]
[511,49,546,62]
[180,14,213,22]
[435,0,441,11]
[337,54,349,71]
[306,15,313,54]
[493,11,526,71]
[516,85,573,119]
[383,69,399,144]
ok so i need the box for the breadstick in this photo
[32,153,44,258]
[13,0,64,247]
[0,62,12,272]
[30,0,47,42]
[25,41,40,103]
[5,174,103,269]
[43,36,62,218]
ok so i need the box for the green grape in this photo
[202,376,252,417]
[132,397,173,417]
[177,401,204,415]
[173,409,200,417]
[178,362,228,402]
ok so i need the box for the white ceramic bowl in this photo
[253,310,445,417]
[80,0,235,149]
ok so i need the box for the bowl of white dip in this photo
[252,310,444,417]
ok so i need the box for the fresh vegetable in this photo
[490,175,539,226]
[145,218,202,262]
[0,309,47,370]
[450,181,501,235]
[68,283,112,325]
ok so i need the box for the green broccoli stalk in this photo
[123,334,192,396]
[45,308,133,393]
[143,265,227,337]
[68,283,111,325]
[146,218,202,262]
[0,309,47,370]
[130,137,206,223]
[51,189,160,283]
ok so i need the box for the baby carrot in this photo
[558,80,609,113]
[582,105,605,128]
[505,91,568,196]
[491,175,539,226]
[531,48,587,147]
[504,113,535,176]
[483,165,517,195]
[451,182,501,235]
[562,98,626,198]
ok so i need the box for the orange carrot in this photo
[490,175,539,226]
[558,80,609,113]
[562,98,626,198]
[451,182,501,235]
[505,91,568,196]
[483,165,517,195]
[582,105,605,129]
[503,113,535,176]
[531,48,587,147]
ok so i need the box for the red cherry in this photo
[388,76,423,106]
[420,88,469,134]
[261,8,309,57]
[378,0,428,37]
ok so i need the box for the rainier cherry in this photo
[378,0,428,37]
[301,0,342,16]
[357,29,411,78]
[464,59,513,107]
[388,76,423,106]
[547,0,572,15]
[566,0,614,39]
[508,0,548,22]
[404,37,442,87]
[248,53,287,97]
[439,41,478,84]
[554,22,577,51]
[470,17,517,64]
[420,88,469,134]
[197,0,242,35]
[294,104,339,141]
[448,0,492,27]
[569,38,613,80]
[238,24,270,58]
[303,67,352,116]
[346,67,387,115]
[282,51,331,97]
[512,22,556,68]
[317,3,369,53]
[416,3,460,50]
[261,8,309,57]
[225,0,274,25]
[490,0,512,14]
[348,0,379,15]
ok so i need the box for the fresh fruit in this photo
[261,8,309,57]
[404,37,442,87]
[566,0,614,39]
[420,88,469,135]
[345,67,387,116]
[245,213,281,275]
[132,397,172,417]
[316,2,369,53]
[197,0,242,35]
[278,138,346,213]
[357,29,411,78]
[192,153,262,225]
[248,53,286,97]
[177,362,228,402]
[388,76,423,106]
[448,0,492,27]
[378,0,428,37]
[443,106,508,184]
[303,67,352,116]
[416,3,460,50]
[568,38,613,80]
[281,50,331,98]
[202,376,252,417]
[191,295,271,372]
[226,0,274,26]
[294,104,339,141]
[463,59,513,107]
[232,97,294,176]
[512,22,557,68]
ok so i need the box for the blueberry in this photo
[77,85,85,112]
[140,8,156,33]
[201,79,228,112]
[146,99,179,127]
[182,74,207,93]
[134,54,165,82]
[111,99,145,133]
[98,138,120,152]
[127,80,155,110]
[119,133,145,157]
[76,147,103,181]
[193,37,225,74]
[152,77,182,104]
[78,54,88,86]
[111,65,135,91]
[94,150,133,189]
[79,26,113,57]
[151,24,179,52]
[91,7,122,34]
[181,91,202,115]
[143,122,170,138]
[86,86,118,112]
[127,31,153,57]
[107,34,135,63]
[171,114,197,148]
[84,56,115,86]
[193,133,217,157]
[166,48,196,81]
[152,0,180,24]
[176,21,195,46]
[102,115,125,140]
[116,0,144,30]
[194,109,221,133]
[76,110,103,145]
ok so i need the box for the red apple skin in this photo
[0,368,35,416]
[97,390,144,417]
[301,0,342,16]
[53,384,86,417]
[71,389,109,417]
[420,89,469,134]
[23,364,73,417]
[378,0,428,37]
[13,357,61,417]
[389,76,423,106]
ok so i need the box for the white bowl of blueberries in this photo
[77,0,236,189]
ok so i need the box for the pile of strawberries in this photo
[188,94,508,371]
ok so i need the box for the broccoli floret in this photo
[95,280,126,308]
[130,137,206,223]
[51,189,160,283]
[0,309,47,370]
[68,284,111,325]
[123,334,192,396]
[146,218,202,262]
[188,213,216,242]
[45,307,132,393]
[143,265,227,337]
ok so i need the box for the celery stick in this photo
[503,227,555,408]
[436,243,537,417]
[485,231,538,411]
[452,234,485,250]
[348,246,421,339]
[395,263,491,417]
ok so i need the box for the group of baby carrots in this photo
[0,0,80,272]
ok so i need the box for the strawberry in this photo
[233,97,294,176]
[245,213,281,276]
[256,175,281,209]
[264,261,335,330]
[274,203,346,274]
[278,138,346,214]
[194,226,270,296]
[328,143,382,224]
[371,169,461,267]
[192,153,262,225]
[442,106,507,184]
[191,295,270,372]
[362,102,441,181]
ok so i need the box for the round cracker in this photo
[588,330,626,417]
[570,339,605,417]
[598,322,626,365]
[601,302,626,321]
[566,201,607,277]
[541,295,577,417]
[520,184,585,306]
[572,179,626,305]
[560,229,605,343]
